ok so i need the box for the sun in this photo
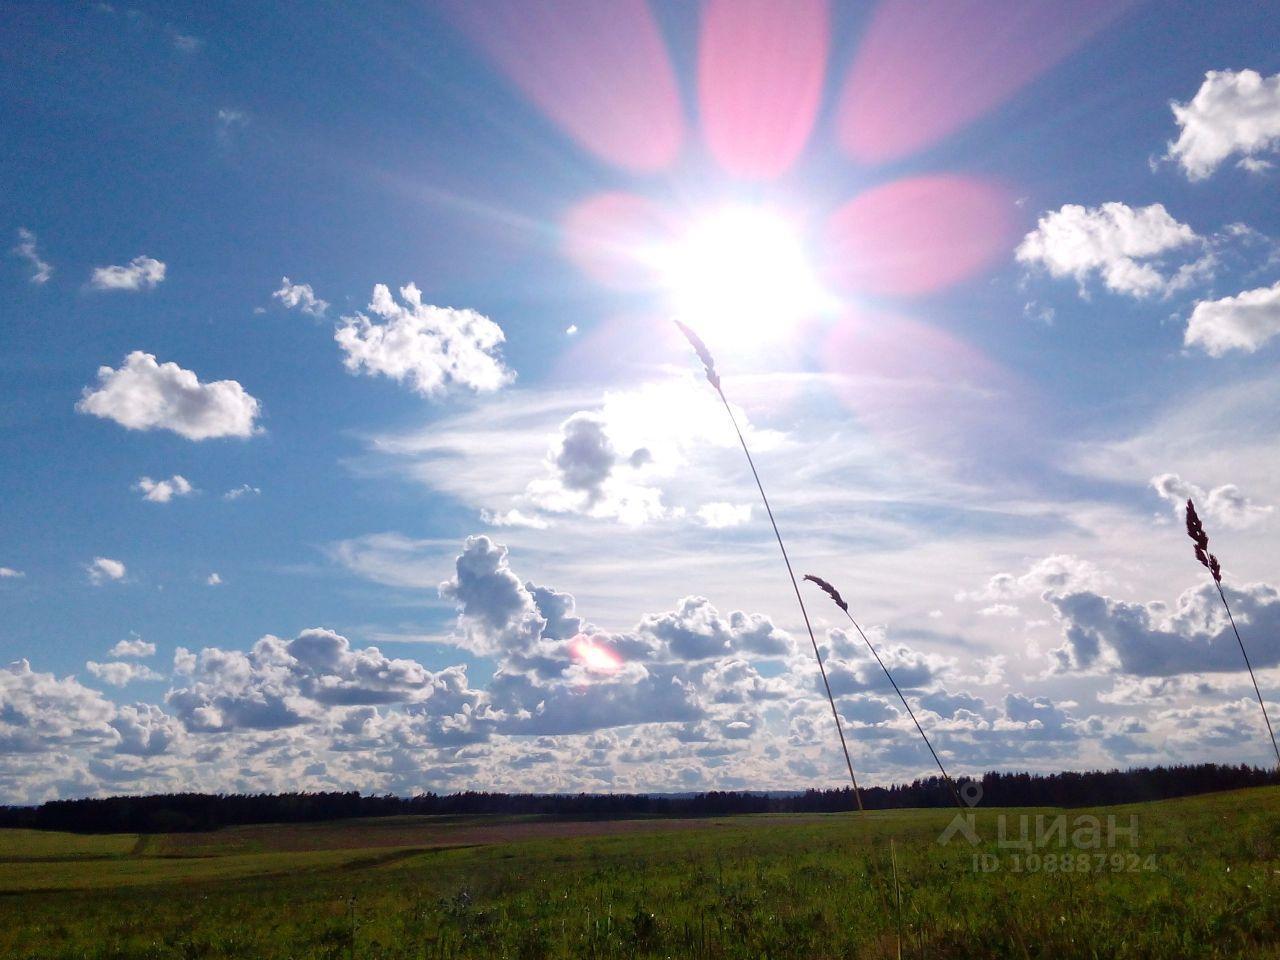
[657,205,831,343]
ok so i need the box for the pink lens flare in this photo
[836,0,1132,165]
[821,309,1023,459]
[822,175,1018,298]
[443,0,683,173]
[562,192,678,290]
[571,636,623,675]
[698,0,829,179]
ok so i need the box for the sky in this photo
[2,0,1280,804]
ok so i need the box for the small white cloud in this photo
[1023,301,1055,326]
[565,325,578,336]
[480,508,549,529]
[1166,69,1280,180]
[11,228,52,284]
[958,555,1107,605]
[207,572,223,586]
[1184,280,1280,356]
[272,277,328,317]
[0,566,24,578]
[696,502,752,528]
[170,32,202,52]
[979,604,1020,618]
[89,255,166,292]
[1239,157,1275,174]
[109,637,156,659]
[1016,202,1199,298]
[1150,473,1271,529]
[336,283,514,397]
[223,484,261,500]
[216,109,248,146]
[134,474,194,503]
[87,557,126,585]
[77,351,262,440]
[86,660,163,687]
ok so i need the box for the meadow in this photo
[3,787,1280,959]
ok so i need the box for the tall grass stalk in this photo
[889,838,903,960]
[1185,498,1280,770]
[804,573,965,810]
[675,320,863,811]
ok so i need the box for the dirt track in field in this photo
[157,813,832,855]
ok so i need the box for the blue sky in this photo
[3,1,1280,803]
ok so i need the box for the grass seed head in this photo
[674,320,721,391]
[803,574,849,613]
[1185,499,1222,583]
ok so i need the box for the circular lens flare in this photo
[571,636,622,674]
[658,206,832,343]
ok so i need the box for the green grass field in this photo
[3,788,1279,959]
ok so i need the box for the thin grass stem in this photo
[714,390,864,809]
[676,320,863,811]
[805,573,965,810]
[890,838,902,960]
[1217,583,1280,771]
[1185,498,1280,772]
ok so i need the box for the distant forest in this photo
[3,763,1277,834]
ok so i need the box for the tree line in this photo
[2,763,1276,833]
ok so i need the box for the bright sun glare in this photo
[571,636,622,674]
[658,206,830,343]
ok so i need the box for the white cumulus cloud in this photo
[524,412,669,526]
[109,637,156,659]
[77,351,261,440]
[89,255,166,291]
[1166,69,1280,180]
[87,557,126,585]
[0,660,118,753]
[134,474,194,503]
[1184,280,1280,356]
[1016,202,1199,297]
[336,283,514,397]
[86,660,164,687]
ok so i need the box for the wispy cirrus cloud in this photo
[10,228,52,284]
